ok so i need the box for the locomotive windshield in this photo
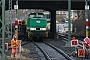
[38,13,44,18]
[29,14,36,18]
[29,13,45,18]
[38,14,44,18]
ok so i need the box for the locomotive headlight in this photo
[30,28,36,30]
[34,28,36,30]
[40,28,46,30]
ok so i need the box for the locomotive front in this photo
[27,13,48,41]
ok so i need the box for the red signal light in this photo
[15,20,18,26]
[86,21,88,26]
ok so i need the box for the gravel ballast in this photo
[45,39,90,60]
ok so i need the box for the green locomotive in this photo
[27,12,48,41]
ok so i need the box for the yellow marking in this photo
[15,29,18,36]
[86,30,89,37]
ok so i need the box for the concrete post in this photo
[50,10,56,39]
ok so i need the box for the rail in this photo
[44,42,73,60]
[33,41,73,60]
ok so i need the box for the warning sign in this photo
[78,49,85,57]
[83,42,90,50]
[71,40,78,46]
[84,37,90,45]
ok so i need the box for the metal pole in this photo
[85,0,89,37]
[85,0,89,59]
[68,0,71,44]
[8,0,12,38]
[15,0,18,39]
[10,0,12,38]
[15,0,18,37]
[2,0,6,59]
[16,0,18,18]
[15,0,21,53]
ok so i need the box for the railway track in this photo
[33,41,73,60]
[6,34,85,60]
[59,33,84,48]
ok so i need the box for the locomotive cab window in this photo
[38,13,44,18]
[29,15,36,18]
[29,13,36,18]
[29,13,45,18]
[38,15,44,18]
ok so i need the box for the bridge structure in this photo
[4,0,90,37]
[4,0,90,9]
[0,0,90,60]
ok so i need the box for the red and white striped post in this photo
[84,0,90,58]
[85,0,89,37]
[86,19,89,37]
[15,19,21,52]
[15,18,18,39]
